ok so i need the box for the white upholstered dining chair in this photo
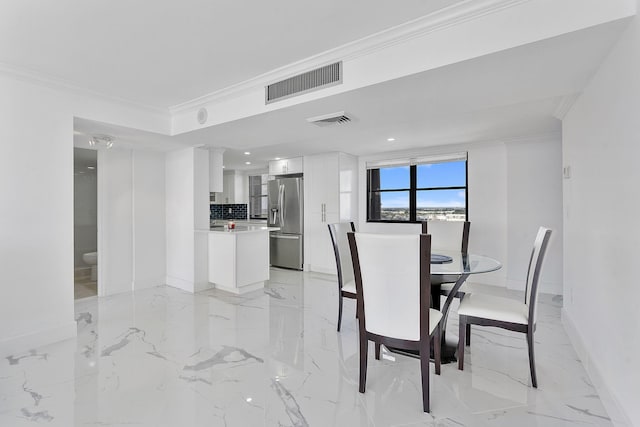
[327,222,357,332]
[457,226,552,388]
[348,232,442,413]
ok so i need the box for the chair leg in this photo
[375,342,381,360]
[337,295,343,332]
[420,342,430,413]
[434,326,441,375]
[527,329,538,388]
[359,334,368,393]
[458,317,466,371]
[466,323,471,346]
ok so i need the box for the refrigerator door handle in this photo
[271,234,300,240]
[279,184,285,227]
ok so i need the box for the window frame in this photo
[367,159,468,223]
[248,174,269,220]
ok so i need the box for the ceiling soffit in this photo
[168,0,531,114]
[169,0,635,136]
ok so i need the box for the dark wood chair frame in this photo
[457,228,552,388]
[348,232,441,413]
[328,222,357,332]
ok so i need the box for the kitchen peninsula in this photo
[205,224,279,294]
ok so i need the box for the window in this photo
[249,174,269,219]
[367,154,467,222]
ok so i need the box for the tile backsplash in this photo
[210,204,248,220]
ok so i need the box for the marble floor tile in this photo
[0,272,616,426]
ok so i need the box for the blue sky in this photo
[379,162,466,208]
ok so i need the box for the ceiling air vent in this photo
[306,111,352,127]
[266,61,342,104]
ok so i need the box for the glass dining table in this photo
[389,251,502,363]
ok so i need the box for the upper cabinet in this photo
[212,170,248,204]
[209,148,225,193]
[268,157,303,176]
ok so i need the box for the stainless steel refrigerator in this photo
[268,176,303,270]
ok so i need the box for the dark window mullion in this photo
[409,165,417,222]
[465,160,469,221]
[415,186,466,191]
[374,188,411,192]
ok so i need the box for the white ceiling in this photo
[0,0,461,108]
[67,16,627,171]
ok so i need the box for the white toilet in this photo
[82,252,98,281]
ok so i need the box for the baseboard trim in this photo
[309,265,336,275]
[133,277,167,290]
[166,275,194,293]
[214,281,264,295]
[507,278,562,295]
[0,321,77,358]
[561,309,632,427]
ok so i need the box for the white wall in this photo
[506,137,564,294]
[563,6,639,425]
[165,147,211,293]
[166,148,196,291]
[133,150,167,290]
[194,148,210,291]
[98,148,167,295]
[0,72,168,355]
[98,149,134,295]
[358,137,563,292]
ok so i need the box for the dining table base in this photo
[386,334,460,364]
[386,272,472,364]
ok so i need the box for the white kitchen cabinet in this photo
[215,170,249,204]
[269,157,303,176]
[207,228,272,294]
[208,148,224,193]
[304,152,358,274]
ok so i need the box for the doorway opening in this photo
[74,148,98,299]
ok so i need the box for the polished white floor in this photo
[0,269,615,426]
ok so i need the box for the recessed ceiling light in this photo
[246,397,252,403]
[245,161,251,165]
[274,157,281,160]
[387,137,396,142]
[87,166,95,170]
[222,165,226,169]
[244,151,251,155]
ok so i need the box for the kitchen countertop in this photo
[196,225,280,234]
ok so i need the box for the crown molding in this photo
[169,0,533,114]
[0,61,169,117]
[553,93,581,120]
[359,131,561,162]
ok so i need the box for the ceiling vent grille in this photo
[266,62,342,104]
[306,111,352,127]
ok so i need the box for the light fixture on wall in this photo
[89,134,114,149]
